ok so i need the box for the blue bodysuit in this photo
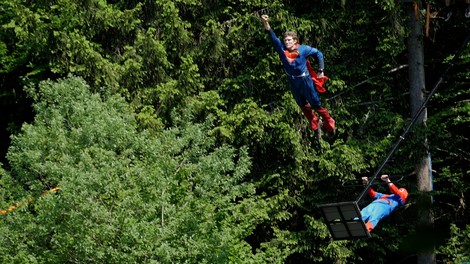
[361,183,408,231]
[267,29,325,108]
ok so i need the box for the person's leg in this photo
[289,78,308,106]
[364,221,374,232]
[315,107,335,134]
[289,79,319,130]
[301,76,321,109]
[302,76,336,134]
[360,205,372,223]
[362,203,393,231]
[360,205,375,232]
[300,104,319,131]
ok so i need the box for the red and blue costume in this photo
[266,29,335,133]
[361,183,409,232]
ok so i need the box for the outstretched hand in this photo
[361,177,369,185]
[381,175,391,183]
[261,15,270,30]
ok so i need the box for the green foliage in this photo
[437,224,470,263]
[2,76,271,263]
[0,0,469,262]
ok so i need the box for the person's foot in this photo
[323,119,335,138]
[310,116,319,131]
[443,7,453,21]
[465,5,470,18]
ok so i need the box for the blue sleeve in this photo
[373,192,385,200]
[267,29,289,65]
[303,45,324,70]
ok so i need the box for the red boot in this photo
[315,107,335,134]
[365,221,374,233]
[300,105,319,131]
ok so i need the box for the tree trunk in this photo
[405,2,435,263]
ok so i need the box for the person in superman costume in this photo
[360,175,409,232]
[261,15,335,136]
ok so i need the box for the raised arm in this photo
[261,15,271,31]
[362,177,378,198]
[261,15,289,65]
[382,175,407,203]
[381,175,397,193]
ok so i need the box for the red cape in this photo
[306,60,328,93]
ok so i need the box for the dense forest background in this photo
[0,0,469,263]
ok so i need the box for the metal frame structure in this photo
[318,201,370,240]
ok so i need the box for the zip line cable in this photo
[356,32,470,204]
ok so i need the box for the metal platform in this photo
[318,201,370,240]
